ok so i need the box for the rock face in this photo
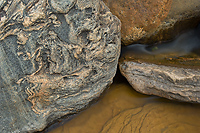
[119,61,200,103]
[101,103,200,133]
[103,0,200,45]
[0,0,121,132]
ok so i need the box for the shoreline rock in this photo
[0,0,121,132]
[119,61,200,103]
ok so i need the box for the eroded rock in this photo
[103,0,200,45]
[119,61,200,103]
[0,0,121,132]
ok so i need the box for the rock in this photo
[101,103,200,132]
[103,0,200,45]
[0,0,121,132]
[119,60,200,103]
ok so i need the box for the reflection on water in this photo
[121,23,200,57]
[45,72,200,133]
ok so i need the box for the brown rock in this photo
[104,0,200,45]
[103,0,172,45]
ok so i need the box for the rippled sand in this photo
[44,72,200,133]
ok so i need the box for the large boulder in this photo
[103,0,200,45]
[0,0,121,132]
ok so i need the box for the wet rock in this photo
[119,60,200,103]
[0,0,121,132]
[101,103,200,132]
[103,0,200,45]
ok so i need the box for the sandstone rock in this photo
[103,0,200,45]
[0,0,121,132]
[119,60,200,103]
[101,103,200,133]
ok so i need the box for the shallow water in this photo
[44,72,200,133]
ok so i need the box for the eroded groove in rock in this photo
[0,0,121,132]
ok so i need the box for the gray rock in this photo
[0,0,121,132]
[119,61,200,103]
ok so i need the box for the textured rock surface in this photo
[103,0,200,45]
[101,103,200,133]
[119,61,200,103]
[0,0,121,132]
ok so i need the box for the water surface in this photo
[120,24,200,70]
[45,72,200,133]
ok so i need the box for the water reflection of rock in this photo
[121,24,200,58]
[119,25,200,103]
[101,103,200,133]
